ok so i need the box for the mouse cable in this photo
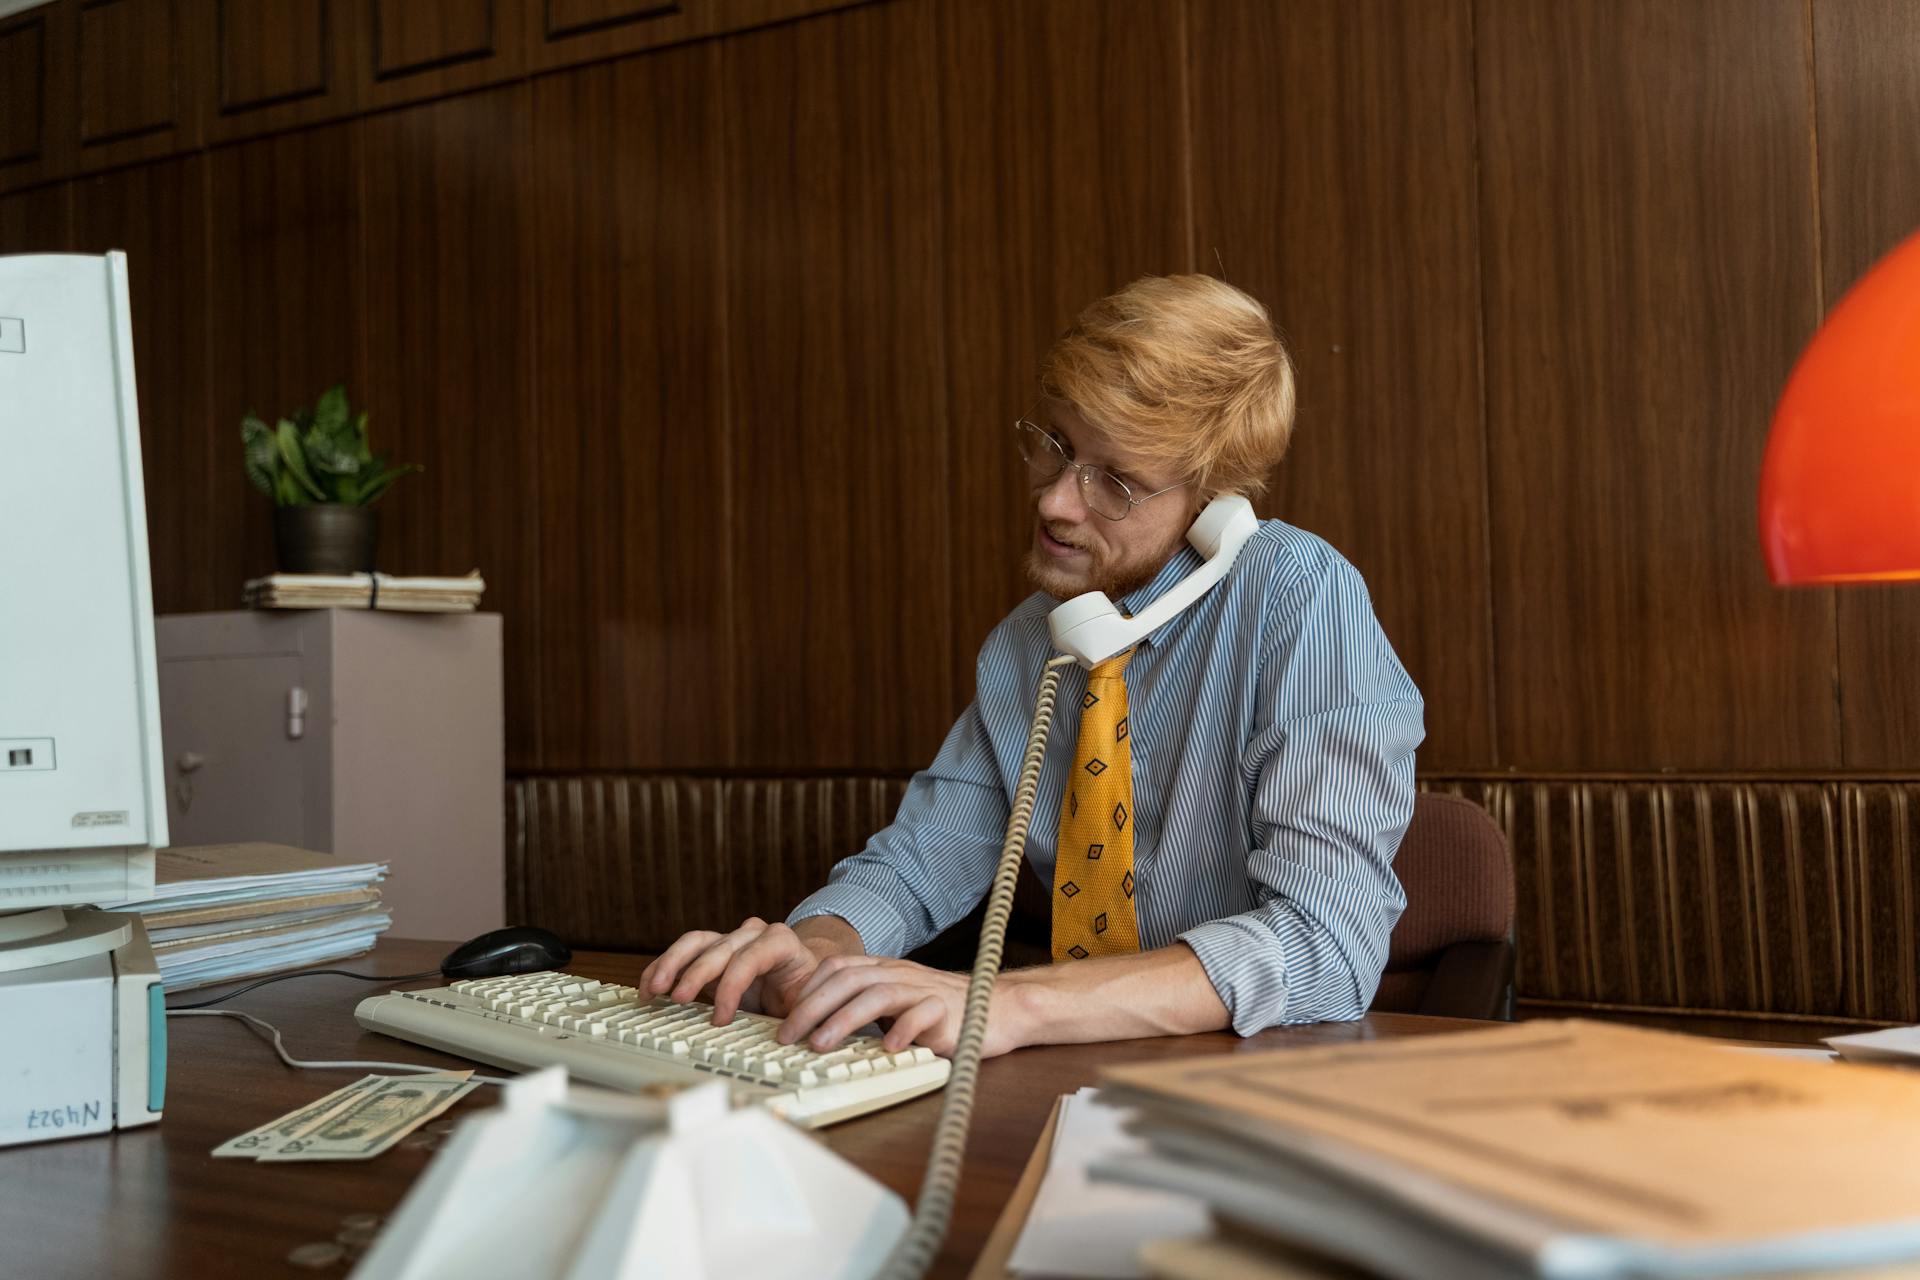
[164,967,441,1011]
[167,1007,514,1085]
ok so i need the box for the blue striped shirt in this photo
[788,520,1424,1033]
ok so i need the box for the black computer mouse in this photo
[440,926,573,980]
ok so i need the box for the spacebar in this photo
[356,996,757,1093]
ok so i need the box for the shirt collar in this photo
[1117,542,1207,651]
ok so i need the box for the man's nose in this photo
[1036,466,1090,522]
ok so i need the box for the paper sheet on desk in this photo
[1007,1087,1209,1279]
[1828,1025,1920,1065]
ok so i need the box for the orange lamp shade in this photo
[1759,228,1920,584]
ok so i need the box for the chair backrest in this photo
[1372,792,1515,1014]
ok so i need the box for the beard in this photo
[1024,521,1186,602]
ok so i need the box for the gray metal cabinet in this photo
[156,610,505,939]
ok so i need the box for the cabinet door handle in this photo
[176,751,204,773]
[288,686,308,740]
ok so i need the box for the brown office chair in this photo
[1371,792,1516,1020]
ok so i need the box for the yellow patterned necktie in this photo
[1052,648,1140,961]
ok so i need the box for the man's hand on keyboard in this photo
[775,955,1026,1059]
[641,916,860,1024]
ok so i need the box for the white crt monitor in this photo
[0,251,168,908]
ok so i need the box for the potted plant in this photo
[241,385,420,575]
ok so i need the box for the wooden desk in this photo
[3,940,1481,1279]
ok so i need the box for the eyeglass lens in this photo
[1016,421,1132,520]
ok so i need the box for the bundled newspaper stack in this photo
[106,843,391,992]
[243,570,486,613]
[1094,1020,1920,1279]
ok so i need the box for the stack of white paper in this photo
[1009,1088,1210,1279]
[107,843,391,991]
[243,570,485,612]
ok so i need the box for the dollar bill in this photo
[257,1073,479,1162]
[212,1074,385,1158]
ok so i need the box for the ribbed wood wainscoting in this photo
[1422,775,1919,1028]
[507,772,1920,1029]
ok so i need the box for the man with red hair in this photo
[645,275,1424,1056]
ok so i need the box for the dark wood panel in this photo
[1190,0,1493,769]
[364,0,526,108]
[375,0,495,73]
[0,9,52,168]
[219,0,326,108]
[361,86,540,769]
[205,122,366,601]
[1475,0,1835,769]
[527,0,858,73]
[0,180,74,252]
[1,4,71,192]
[1813,0,1920,768]
[940,0,1190,711]
[722,0,950,769]
[77,0,173,143]
[209,0,358,140]
[72,155,217,617]
[528,48,730,770]
[543,0,675,40]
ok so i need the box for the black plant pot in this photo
[274,504,380,575]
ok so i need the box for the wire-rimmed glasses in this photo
[1014,418,1183,521]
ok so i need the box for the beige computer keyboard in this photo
[355,970,951,1127]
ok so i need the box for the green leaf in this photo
[304,420,362,475]
[275,419,327,503]
[240,414,278,495]
[355,462,421,506]
[351,411,373,464]
[313,384,349,439]
[273,469,303,507]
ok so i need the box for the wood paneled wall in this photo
[4,0,1919,776]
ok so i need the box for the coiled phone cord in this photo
[878,653,1078,1280]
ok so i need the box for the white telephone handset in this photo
[1048,494,1260,667]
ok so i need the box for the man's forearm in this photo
[998,943,1230,1049]
[791,914,866,960]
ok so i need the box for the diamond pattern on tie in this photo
[1053,648,1141,963]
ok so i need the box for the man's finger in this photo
[793,952,881,1002]
[668,918,768,1003]
[808,983,918,1051]
[882,994,948,1053]
[643,930,722,994]
[711,928,802,1024]
[778,965,895,1045]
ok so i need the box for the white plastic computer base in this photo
[0,913,165,1146]
[351,1068,909,1280]
[0,907,134,973]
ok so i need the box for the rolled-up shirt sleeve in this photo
[1178,558,1423,1034]
[787,698,1011,958]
